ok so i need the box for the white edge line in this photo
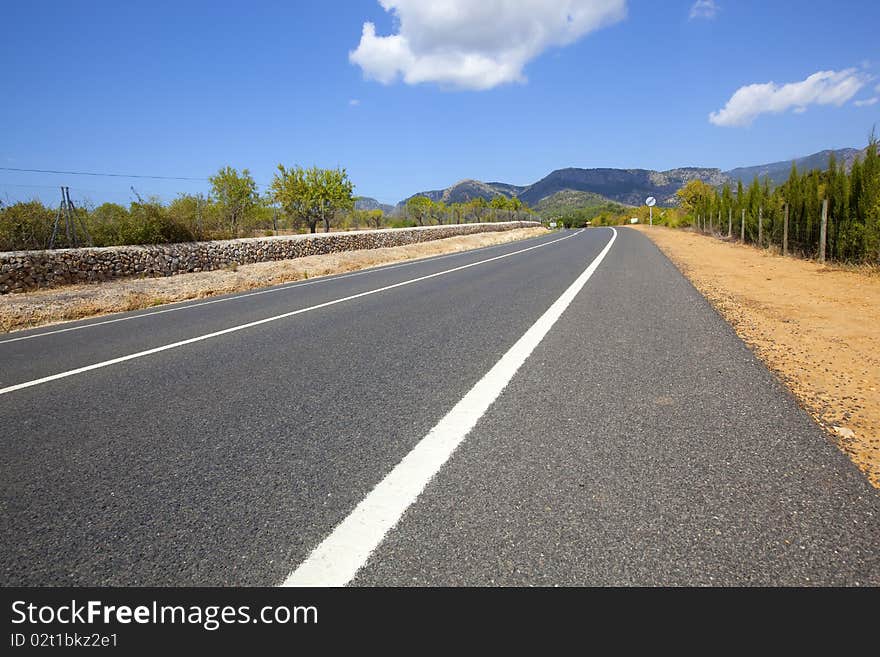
[0,230,559,345]
[0,230,584,396]
[281,227,616,587]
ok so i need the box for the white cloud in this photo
[855,97,878,107]
[349,0,627,90]
[709,68,868,127]
[689,0,719,20]
[349,99,361,106]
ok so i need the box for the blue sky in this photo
[2,0,879,206]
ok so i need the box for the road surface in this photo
[1,227,878,586]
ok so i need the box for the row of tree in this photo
[0,166,534,251]
[673,136,880,263]
[403,194,533,226]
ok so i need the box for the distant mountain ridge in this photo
[398,167,727,210]
[398,179,527,205]
[379,145,868,212]
[724,148,863,186]
[519,167,728,207]
[354,197,395,215]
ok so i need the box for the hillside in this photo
[532,189,621,215]
[398,167,725,210]
[354,197,396,214]
[518,167,726,207]
[400,179,526,206]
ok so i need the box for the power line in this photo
[0,166,209,182]
[0,166,270,188]
[0,181,98,191]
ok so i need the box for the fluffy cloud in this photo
[709,69,868,127]
[689,0,719,20]
[854,97,878,107]
[349,0,627,90]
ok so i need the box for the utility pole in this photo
[740,208,745,242]
[727,207,732,238]
[758,207,763,247]
[49,186,92,249]
[819,199,828,264]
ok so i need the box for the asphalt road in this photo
[1,227,878,586]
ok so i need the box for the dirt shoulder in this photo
[632,225,880,488]
[0,227,548,334]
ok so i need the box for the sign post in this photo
[646,196,656,226]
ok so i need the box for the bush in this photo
[0,201,55,250]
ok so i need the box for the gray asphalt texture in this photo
[1,227,878,586]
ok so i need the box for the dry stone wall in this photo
[0,222,540,294]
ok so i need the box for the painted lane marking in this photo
[0,230,560,345]
[282,228,616,587]
[0,230,584,396]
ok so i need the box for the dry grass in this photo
[634,225,880,488]
[0,227,547,333]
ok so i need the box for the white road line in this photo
[0,231,557,345]
[282,227,617,587]
[0,230,583,396]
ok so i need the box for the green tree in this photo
[208,166,259,237]
[167,194,210,240]
[861,132,880,260]
[127,199,193,245]
[432,200,447,225]
[675,179,715,221]
[269,165,354,234]
[467,197,488,223]
[363,209,384,229]
[406,195,433,226]
[88,202,130,246]
[0,200,54,250]
[270,165,319,233]
[314,167,355,233]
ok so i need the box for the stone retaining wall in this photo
[0,222,540,294]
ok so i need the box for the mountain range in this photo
[357,146,868,214]
[353,197,396,214]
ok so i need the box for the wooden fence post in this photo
[758,207,763,247]
[819,199,828,264]
[728,207,732,238]
[741,208,745,242]
[783,203,789,256]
